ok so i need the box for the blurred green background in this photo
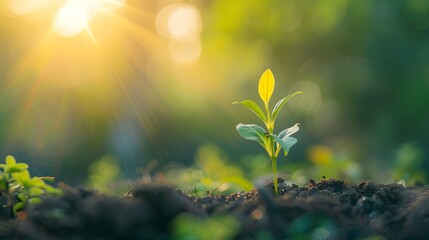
[0,0,428,193]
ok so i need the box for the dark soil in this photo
[1,178,428,239]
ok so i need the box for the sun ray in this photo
[1,0,191,179]
[85,26,97,44]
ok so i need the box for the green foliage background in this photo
[0,0,428,191]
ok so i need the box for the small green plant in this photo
[234,69,302,194]
[0,155,62,216]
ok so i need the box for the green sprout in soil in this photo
[0,155,62,217]
[234,69,302,195]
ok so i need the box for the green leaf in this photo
[273,136,297,156]
[0,181,6,191]
[236,123,267,147]
[29,197,42,205]
[272,91,303,122]
[278,123,300,139]
[233,100,267,123]
[6,155,16,166]
[17,193,27,202]
[12,170,31,182]
[13,202,24,214]
[28,178,45,188]
[273,123,300,156]
[29,187,44,197]
[45,186,62,195]
[8,166,27,174]
[15,163,29,170]
[38,176,55,182]
[258,69,275,105]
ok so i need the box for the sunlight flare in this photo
[52,0,126,38]
[53,0,95,37]
[98,0,126,13]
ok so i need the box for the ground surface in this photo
[1,178,428,239]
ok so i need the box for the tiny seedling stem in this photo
[271,156,278,195]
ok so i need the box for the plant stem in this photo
[271,156,278,195]
[265,103,272,134]
[264,102,279,195]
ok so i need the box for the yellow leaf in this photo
[6,155,16,165]
[258,69,275,104]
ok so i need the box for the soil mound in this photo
[1,178,428,239]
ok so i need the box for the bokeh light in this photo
[156,3,202,63]
[167,5,200,40]
[156,4,201,40]
[169,38,202,63]
[279,0,302,32]
[8,0,51,15]
[288,80,322,115]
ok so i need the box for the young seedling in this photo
[0,155,62,217]
[234,69,302,195]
